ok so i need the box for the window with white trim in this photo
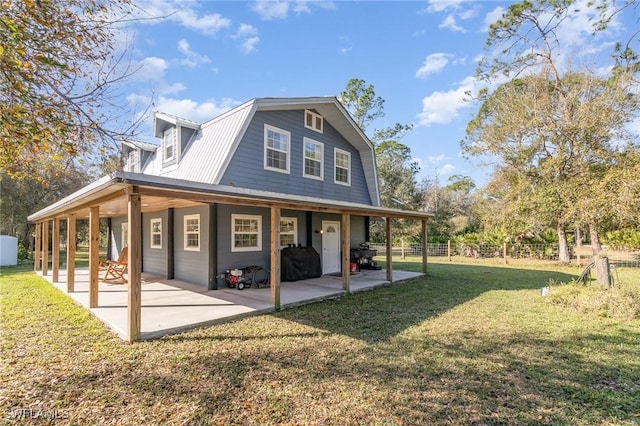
[232,214,262,252]
[303,138,323,180]
[184,214,200,251]
[280,217,297,248]
[264,125,290,173]
[163,127,175,162]
[150,218,162,249]
[305,110,323,133]
[334,148,351,186]
[125,149,138,172]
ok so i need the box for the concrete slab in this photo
[38,268,423,340]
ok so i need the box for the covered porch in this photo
[28,172,432,342]
[37,267,423,340]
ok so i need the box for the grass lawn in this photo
[1,259,639,425]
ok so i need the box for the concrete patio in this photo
[39,268,423,340]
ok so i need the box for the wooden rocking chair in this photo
[101,246,128,284]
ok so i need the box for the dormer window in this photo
[163,128,176,162]
[305,110,323,133]
[125,149,138,172]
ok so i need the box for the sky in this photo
[116,0,638,187]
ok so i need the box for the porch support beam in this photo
[167,208,174,280]
[127,189,142,342]
[89,206,100,308]
[42,220,49,276]
[34,222,42,272]
[52,218,60,282]
[386,217,393,283]
[270,206,281,310]
[421,220,428,274]
[341,213,350,293]
[208,204,217,290]
[66,214,76,292]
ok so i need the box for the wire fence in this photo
[368,241,640,267]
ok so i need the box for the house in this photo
[28,97,433,341]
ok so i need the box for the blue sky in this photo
[119,0,637,187]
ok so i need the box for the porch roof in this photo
[28,171,433,222]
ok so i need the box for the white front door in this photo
[322,220,340,274]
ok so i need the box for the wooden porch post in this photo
[341,213,350,293]
[66,214,76,292]
[422,220,428,274]
[34,222,42,272]
[127,190,142,342]
[42,220,49,276]
[52,218,60,282]
[89,206,100,308]
[385,217,393,283]
[270,206,281,310]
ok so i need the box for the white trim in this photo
[150,218,162,249]
[163,127,176,163]
[232,214,262,252]
[302,137,324,180]
[184,214,200,252]
[304,109,323,133]
[279,217,298,248]
[264,124,290,174]
[334,148,351,186]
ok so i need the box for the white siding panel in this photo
[171,103,254,184]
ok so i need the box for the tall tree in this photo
[0,0,142,181]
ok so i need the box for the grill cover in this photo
[281,246,322,282]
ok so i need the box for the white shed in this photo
[0,235,18,266]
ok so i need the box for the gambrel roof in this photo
[151,97,381,206]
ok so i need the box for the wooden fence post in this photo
[503,242,508,265]
[447,239,451,262]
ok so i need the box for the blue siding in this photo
[174,205,209,286]
[220,110,372,205]
[142,211,168,276]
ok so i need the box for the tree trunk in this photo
[557,225,570,262]
[589,223,611,288]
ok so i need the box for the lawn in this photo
[1,259,639,425]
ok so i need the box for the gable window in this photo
[305,110,323,133]
[303,138,323,180]
[334,148,351,186]
[232,214,262,252]
[280,217,297,248]
[264,125,290,173]
[125,149,138,172]
[150,218,162,249]
[184,214,200,251]
[163,127,176,162]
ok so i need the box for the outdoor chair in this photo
[101,246,128,284]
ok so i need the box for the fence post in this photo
[447,240,451,262]
[401,237,405,260]
[503,242,507,265]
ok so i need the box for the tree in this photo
[0,0,142,182]
[467,0,639,275]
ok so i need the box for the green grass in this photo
[1,260,639,425]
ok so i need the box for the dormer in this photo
[121,140,158,173]
[153,112,201,169]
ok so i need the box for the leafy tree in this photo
[0,0,142,181]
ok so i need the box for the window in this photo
[121,222,128,248]
[305,110,323,133]
[150,218,162,249]
[232,214,262,252]
[334,148,351,186]
[163,128,175,162]
[280,217,297,248]
[125,149,138,172]
[264,125,290,173]
[303,138,323,180]
[184,214,200,251]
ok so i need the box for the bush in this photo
[602,229,640,250]
[17,243,31,263]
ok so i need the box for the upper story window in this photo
[163,128,176,163]
[232,214,262,252]
[184,214,200,251]
[305,110,323,133]
[150,218,162,249]
[264,124,290,173]
[334,148,351,186]
[303,138,323,180]
[280,217,297,248]
[125,149,138,172]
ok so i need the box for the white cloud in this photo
[177,39,211,68]
[135,57,168,81]
[425,0,466,13]
[233,24,260,54]
[439,14,466,32]
[242,36,260,54]
[132,1,231,35]
[251,0,290,20]
[483,6,504,32]
[237,23,258,37]
[428,154,447,164]
[417,76,477,127]
[416,53,453,78]
[439,163,457,175]
[152,96,242,122]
